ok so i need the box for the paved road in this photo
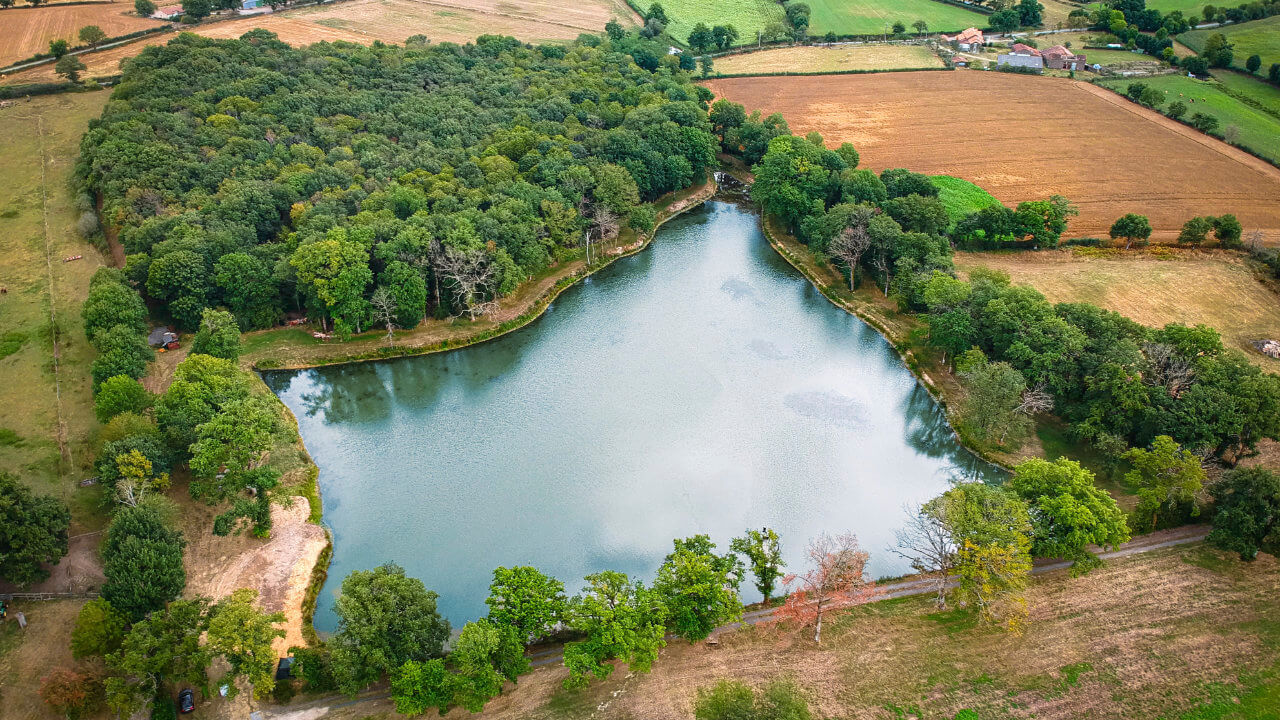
[263,525,1210,718]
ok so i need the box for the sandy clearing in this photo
[703,71,1280,243]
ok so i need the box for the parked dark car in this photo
[177,689,195,714]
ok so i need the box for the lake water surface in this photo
[264,200,1004,632]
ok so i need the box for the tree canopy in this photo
[0,472,71,587]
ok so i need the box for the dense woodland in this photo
[78,30,717,335]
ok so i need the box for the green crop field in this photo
[933,175,1001,222]
[1215,68,1280,116]
[1181,16,1280,71]
[656,0,784,48]
[1098,73,1280,163]
[805,0,989,36]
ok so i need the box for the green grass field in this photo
[1148,0,1211,16]
[933,175,1001,222]
[1181,16,1280,71]
[804,0,989,36]
[658,0,785,49]
[1098,74,1280,163]
[1214,68,1280,116]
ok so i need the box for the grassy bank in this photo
[243,175,719,371]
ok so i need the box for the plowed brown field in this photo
[0,4,163,67]
[704,71,1280,243]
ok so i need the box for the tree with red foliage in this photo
[40,667,99,720]
[769,531,877,644]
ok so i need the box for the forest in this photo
[77,30,718,336]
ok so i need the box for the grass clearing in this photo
[933,174,1001,222]
[804,0,989,36]
[712,43,943,75]
[1214,68,1280,117]
[0,91,111,530]
[953,248,1280,371]
[1149,0,1211,14]
[1182,16,1280,72]
[1098,73,1280,163]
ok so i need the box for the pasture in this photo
[656,0,784,49]
[703,71,1280,243]
[1181,15,1280,71]
[1097,73,1280,163]
[1215,68,1280,116]
[711,44,943,75]
[0,3,163,67]
[804,0,989,36]
[954,249,1280,369]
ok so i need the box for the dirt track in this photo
[704,71,1280,243]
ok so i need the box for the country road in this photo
[262,525,1210,719]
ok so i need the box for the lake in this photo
[264,200,1004,633]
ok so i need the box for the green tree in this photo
[700,54,714,77]
[135,0,157,15]
[78,25,107,47]
[146,250,209,330]
[958,353,1031,447]
[1246,54,1262,74]
[381,261,427,329]
[1009,457,1130,573]
[90,324,155,387]
[562,571,667,689]
[652,535,743,641]
[190,308,241,361]
[450,619,529,711]
[1123,436,1205,531]
[55,55,87,82]
[181,0,212,20]
[105,598,210,718]
[1212,213,1242,247]
[330,563,451,695]
[912,19,928,35]
[1166,100,1187,119]
[290,237,373,334]
[213,252,278,330]
[485,565,567,643]
[390,659,456,716]
[49,39,70,58]
[1016,0,1043,26]
[101,502,186,621]
[82,276,147,341]
[688,22,713,54]
[1190,112,1220,133]
[730,527,785,606]
[0,472,70,587]
[206,589,286,699]
[94,375,152,422]
[1208,467,1280,560]
[1109,213,1152,250]
[1177,215,1214,245]
[711,24,739,50]
[955,537,1032,634]
[1202,32,1233,67]
[71,598,129,660]
[188,395,277,499]
[591,163,640,215]
[891,20,906,35]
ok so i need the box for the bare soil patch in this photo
[703,71,1280,244]
[714,44,943,75]
[955,248,1280,371]
[0,4,163,68]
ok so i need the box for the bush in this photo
[94,375,152,422]
[695,678,812,720]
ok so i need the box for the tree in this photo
[190,308,240,361]
[101,502,186,622]
[912,19,928,35]
[105,598,210,717]
[1270,63,1280,83]
[1202,32,1233,67]
[49,39,70,58]
[711,24,739,50]
[990,9,1021,31]
[485,566,567,643]
[880,168,937,198]
[135,0,157,16]
[893,501,958,607]
[1123,436,1205,531]
[370,286,398,346]
[562,571,667,688]
[390,659,456,716]
[688,23,713,54]
[90,323,155,387]
[213,252,279,330]
[955,537,1032,634]
[1016,0,1044,26]
[1177,215,1214,245]
[111,450,171,508]
[1166,100,1187,120]
[188,396,278,507]
[827,212,873,289]
[730,528,785,606]
[71,598,129,661]
[958,354,1031,447]
[78,25,107,47]
[1009,457,1130,573]
[434,243,496,321]
[1208,467,1280,561]
[290,238,373,333]
[450,619,529,711]
[381,261,426,329]
[206,589,286,699]
[1182,55,1209,75]
[0,472,70,587]
[1190,112,1220,133]
[771,532,876,644]
[330,563,451,695]
[700,54,714,77]
[181,0,212,20]
[1212,213,1242,247]
[1109,213,1152,250]
[1246,54,1262,74]
[40,668,99,720]
[82,276,147,341]
[891,20,906,35]
[652,535,744,641]
[55,54,88,82]
[93,376,151,422]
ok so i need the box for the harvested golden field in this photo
[955,248,1280,371]
[714,44,943,75]
[282,0,639,46]
[0,4,163,67]
[704,71,1280,244]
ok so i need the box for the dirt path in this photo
[1071,79,1280,185]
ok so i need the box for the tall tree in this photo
[105,598,211,717]
[0,473,71,587]
[652,535,743,641]
[206,589,286,699]
[1109,213,1152,249]
[562,571,667,688]
[1123,435,1206,531]
[450,619,529,712]
[771,532,876,644]
[190,308,241,362]
[101,502,186,622]
[730,528,785,606]
[71,598,129,660]
[1208,467,1280,561]
[1009,457,1130,573]
[485,566,567,643]
[893,500,958,607]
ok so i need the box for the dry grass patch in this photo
[0,4,163,67]
[0,599,88,720]
[714,44,943,75]
[954,248,1280,371]
[703,71,1280,244]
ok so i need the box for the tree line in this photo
[78,29,718,338]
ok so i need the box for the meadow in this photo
[653,0,785,49]
[1215,68,1280,116]
[803,0,989,36]
[1181,15,1280,70]
[1097,73,1280,163]
[711,43,943,75]
[934,174,1001,222]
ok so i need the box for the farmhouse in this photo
[151,4,183,19]
[1041,44,1086,70]
[943,27,985,51]
[997,43,1044,69]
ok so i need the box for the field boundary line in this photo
[1073,80,1280,184]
